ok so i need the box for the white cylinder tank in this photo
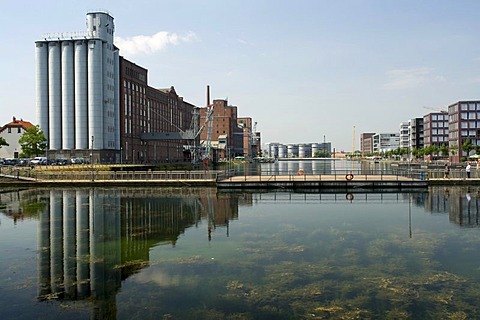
[35,42,49,142]
[48,42,62,150]
[62,42,75,149]
[88,40,103,149]
[102,42,114,150]
[278,144,287,158]
[113,49,120,150]
[312,143,319,157]
[287,144,299,158]
[75,41,88,149]
[269,144,278,158]
[298,144,305,158]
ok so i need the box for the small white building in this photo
[0,117,34,159]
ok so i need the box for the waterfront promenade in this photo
[1,167,479,189]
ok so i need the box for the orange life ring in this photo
[346,193,354,201]
[346,173,354,181]
[298,169,304,176]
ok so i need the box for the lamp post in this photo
[90,136,94,181]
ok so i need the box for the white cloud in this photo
[383,67,445,90]
[115,31,197,56]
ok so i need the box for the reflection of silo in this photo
[90,189,105,298]
[312,143,319,157]
[298,144,305,158]
[63,190,76,298]
[287,144,299,158]
[288,160,298,173]
[278,144,287,158]
[38,201,51,297]
[76,190,90,298]
[50,190,63,292]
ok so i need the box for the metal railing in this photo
[0,166,220,181]
[224,168,430,181]
[2,165,461,182]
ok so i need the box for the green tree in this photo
[450,144,458,157]
[314,150,329,158]
[462,138,474,158]
[439,144,449,158]
[18,125,47,158]
[0,137,8,149]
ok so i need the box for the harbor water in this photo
[1,179,480,319]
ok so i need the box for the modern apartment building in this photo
[36,11,119,162]
[423,112,449,149]
[399,122,409,149]
[408,117,424,151]
[447,100,480,162]
[372,133,400,153]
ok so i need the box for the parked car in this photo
[18,158,31,166]
[55,159,69,166]
[30,157,47,165]
[3,158,19,165]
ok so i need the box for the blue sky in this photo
[2,0,480,151]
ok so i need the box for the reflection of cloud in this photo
[134,269,182,287]
[383,67,445,90]
[467,76,480,83]
[115,31,197,56]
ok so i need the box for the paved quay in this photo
[2,174,480,189]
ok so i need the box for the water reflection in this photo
[31,188,238,319]
[1,187,480,318]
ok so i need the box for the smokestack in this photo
[206,85,210,106]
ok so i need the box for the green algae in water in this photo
[2,187,480,319]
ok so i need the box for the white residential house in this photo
[0,117,34,158]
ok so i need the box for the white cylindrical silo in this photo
[269,144,278,158]
[35,42,49,143]
[312,143,319,157]
[88,40,103,149]
[62,42,75,149]
[102,42,114,150]
[113,49,120,151]
[75,41,88,149]
[48,42,62,150]
[278,144,286,158]
[298,144,305,158]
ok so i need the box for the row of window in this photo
[5,127,22,133]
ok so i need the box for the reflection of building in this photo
[427,187,480,227]
[34,188,239,317]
